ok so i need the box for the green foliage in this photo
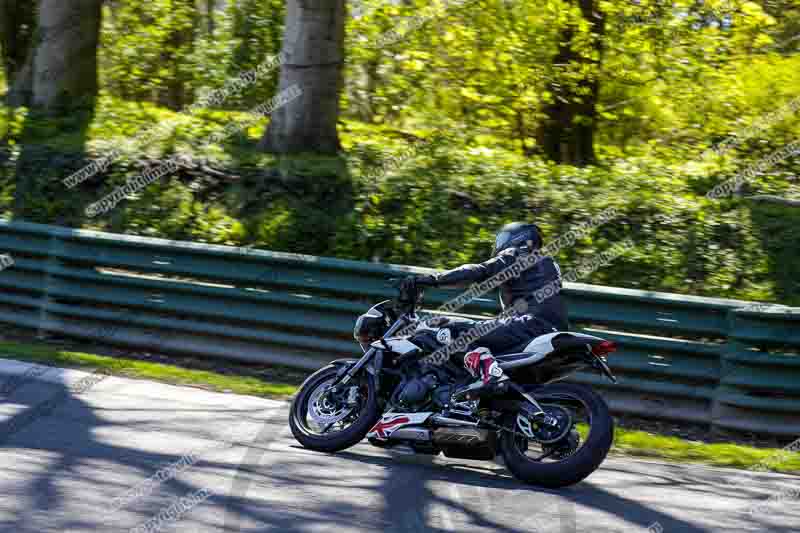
[2,0,800,305]
[106,179,247,245]
[4,96,797,303]
[336,128,792,304]
[341,0,800,159]
[99,0,283,110]
[101,1,198,103]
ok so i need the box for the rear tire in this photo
[289,364,380,453]
[499,383,613,488]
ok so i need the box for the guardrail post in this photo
[35,231,64,340]
[709,309,735,435]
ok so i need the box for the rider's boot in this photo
[453,347,508,400]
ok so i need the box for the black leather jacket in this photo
[431,247,569,331]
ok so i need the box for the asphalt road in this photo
[0,359,797,533]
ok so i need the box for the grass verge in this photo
[1,339,798,474]
[612,429,800,474]
[0,340,297,398]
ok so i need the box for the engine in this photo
[391,368,454,411]
[381,368,496,460]
[396,374,437,407]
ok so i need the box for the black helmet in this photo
[492,222,542,257]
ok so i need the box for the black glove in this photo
[397,275,436,307]
[414,274,438,287]
[399,274,437,293]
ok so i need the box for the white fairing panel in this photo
[367,412,433,440]
[523,332,564,357]
[498,331,607,370]
[494,333,561,370]
[523,331,606,356]
[371,338,419,355]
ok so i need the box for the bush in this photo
[1,105,797,305]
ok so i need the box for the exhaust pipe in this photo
[430,415,479,427]
[389,427,431,442]
[433,427,490,446]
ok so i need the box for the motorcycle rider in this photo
[403,222,568,393]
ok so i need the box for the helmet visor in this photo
[493,231,511,256]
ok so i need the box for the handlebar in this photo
[387,275,424,314]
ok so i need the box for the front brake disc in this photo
[307,379,353,428]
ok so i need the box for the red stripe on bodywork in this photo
[368,416,411,439]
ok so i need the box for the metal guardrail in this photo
[0,219,798,436]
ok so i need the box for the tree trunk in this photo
[0,0,37,107]
[261,0,344,155]
[158,0,197,110]
[31,0,103,112]
[536,0,604,166]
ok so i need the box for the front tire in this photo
[289,364,380,453]
[499,383,614,488]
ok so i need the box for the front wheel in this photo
[289,364,380,452]
[499,383,614,488]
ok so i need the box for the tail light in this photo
[592,340,617,357]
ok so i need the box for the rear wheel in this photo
[289,364,380,452]
[499,383,613,488]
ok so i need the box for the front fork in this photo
[331,348,383,402]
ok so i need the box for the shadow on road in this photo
[0,372,275,532]
[0,374,795,533]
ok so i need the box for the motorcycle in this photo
[289,278,618,487]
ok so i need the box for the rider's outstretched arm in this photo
[417,248,520,288]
